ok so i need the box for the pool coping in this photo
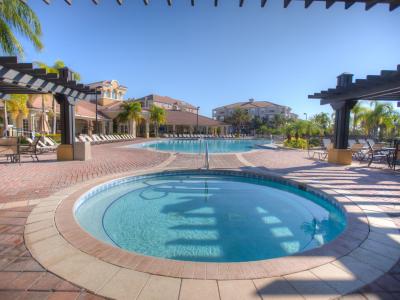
[24,166,400,298]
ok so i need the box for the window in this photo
[23,119,29,132]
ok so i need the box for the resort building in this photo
[212,98,297,121]
[134,94,198,114]
[160,110,229,135]
[0,80,124,137]
[133,94,229,135]
[0,81,229,138]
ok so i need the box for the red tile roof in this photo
[166,110,226,126]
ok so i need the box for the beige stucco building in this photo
[213,98,297,122]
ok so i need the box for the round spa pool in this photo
[131,138,272,153]
[74,171,346,263]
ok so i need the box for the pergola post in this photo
[55,94,76,160]
[331,100,357,149]
[327,73,356,165]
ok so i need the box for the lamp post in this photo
[196,106,200,134]
[304,113,308,120]
[95,88,98,134]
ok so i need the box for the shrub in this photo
[283,138,308,149]
[308,137,321,147]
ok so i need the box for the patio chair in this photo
[350,143,367,161]
[366,140,389,167]
[391,142,400,170]
[20,136,42,161]
[0,137,19,163]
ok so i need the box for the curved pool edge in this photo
[24,165,400,298]
[126,138,274,155]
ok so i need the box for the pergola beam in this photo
[326,0,335,8]
[284,0,292,7]
[305,0,314,8]
[40,0,400,11]
[366,0,380,10]
[345,1,356,9]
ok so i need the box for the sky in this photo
[18,0,400,118]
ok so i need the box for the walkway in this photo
[0,142,399,299]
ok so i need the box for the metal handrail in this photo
[205,140,209,170]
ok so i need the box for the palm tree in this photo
[117,102,142,137]
[225,108,251,135]
[34,60,81,134]
[310,112,332,136]
[0,0,43,57]
[7,94,29,132]
[351,102,368,134]
[149,105,166,137]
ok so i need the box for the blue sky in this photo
[20,1,400,117]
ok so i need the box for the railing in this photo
[198,138,210,170]
[205,140,209,170]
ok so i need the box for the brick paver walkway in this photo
[0,143,399,299]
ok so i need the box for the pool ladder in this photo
[199,138,210,170]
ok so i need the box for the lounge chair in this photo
[27,137,56,153]
[42,136,59,151]
[91,134,104,143]
[308,138,333,161]
[358,139,368,148]
[20,136,42,161]
[348,139,356,148]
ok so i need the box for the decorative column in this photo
[145,118,150,139]
[55,94,76,160]
[101,121,106,134]
[129,120,137,138]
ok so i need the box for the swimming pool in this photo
[131,139,272,153]
[74,171,346,263]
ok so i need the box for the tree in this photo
[225,108,251,135]
[0,0,42,57]
[117,102,142,137]
[7,94,29,130]
[34,60,81,134]
[351,102,368,134]
[149,105,166,137]
[310,112,332,136]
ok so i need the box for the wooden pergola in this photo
[309,66,400,164]
[0,56,99,160]
[42,0,399,10]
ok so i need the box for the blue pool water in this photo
[132,139,272,153]
[75,172,346,262]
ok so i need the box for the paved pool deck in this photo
[0,139,399,300]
